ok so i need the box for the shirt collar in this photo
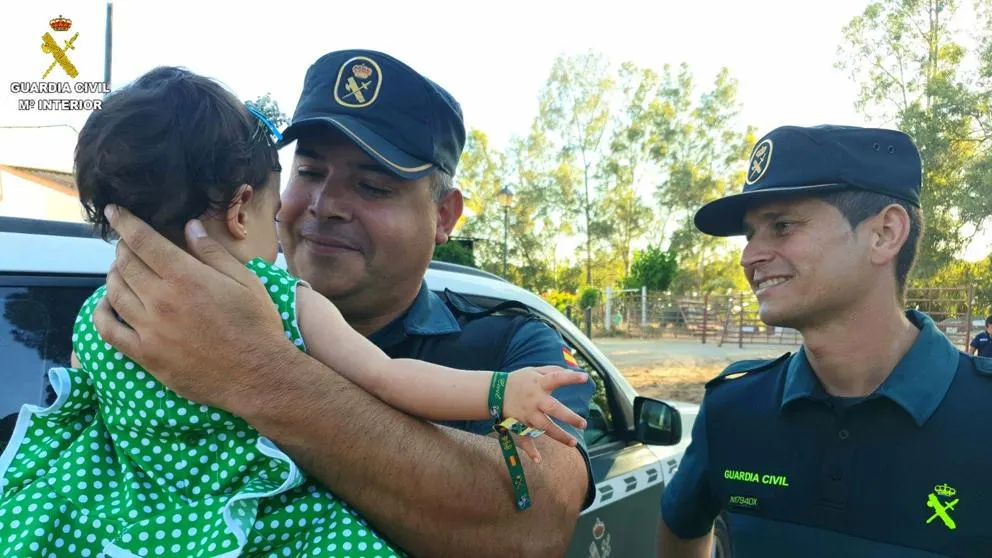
[367,281,462,348]
[781,310,960,426]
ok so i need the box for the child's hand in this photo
[502,366,590,464]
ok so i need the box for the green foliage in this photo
[542,289,578,316]
[598,62,659,274]
[537,51,615,285]
[578,287,602,310]
[837,0,992,278]
[454,128,508,275]
[433,241,475,267]
[668,246,751,295]
[623,245,678,291]
[554,263,584,294]
[244,93,288,128]
[647,64,756,294]
[452,54,762,296]
[448,22,992,297]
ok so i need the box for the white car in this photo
[0,216,715,557]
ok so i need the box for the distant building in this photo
[0,165,84,223]
[0,125,82,223]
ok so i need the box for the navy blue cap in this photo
[281,49,466,180]
[693,124,923,236]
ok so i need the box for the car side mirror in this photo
[633,396,682,446]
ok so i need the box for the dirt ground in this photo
[593,337,801,404]
[618,363,725,404]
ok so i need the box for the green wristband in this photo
[488,371,532,511]
[488,371,508,422]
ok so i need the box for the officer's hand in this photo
[503,366,589,463]
[92,205,287,411]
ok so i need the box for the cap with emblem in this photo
[280,49,466,180]
[693,124,923,237]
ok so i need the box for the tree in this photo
[454,129,508,274]
[599,62,659,275]
[245,93,289,128]
[553,262,584,294]
[837,0,992,277]
[623,244,678,291]
[648,64,756,294]
[537,51,615,285]
[587,246,628,290]
[495,115,592,293]
[452,54,756,297]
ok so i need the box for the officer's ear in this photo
[867,203,910,267]
[434,188,463,244]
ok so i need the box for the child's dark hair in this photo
[75,66,280,242]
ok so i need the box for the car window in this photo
[563,341,619,449]
[0,284,97,453]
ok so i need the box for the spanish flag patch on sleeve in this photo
[562,346,580,368]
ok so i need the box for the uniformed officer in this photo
[658,124,992,558]
[968,316,992,357]
[93,49,595,558]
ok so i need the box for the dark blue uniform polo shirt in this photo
[969,331,992,357]
[368,281,597,507]
[661,310,992,557]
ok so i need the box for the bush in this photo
[433,241,475,267]
[578,287,602,310]
[542,290,577,314]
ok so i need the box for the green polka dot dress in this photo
[0,258,404,558]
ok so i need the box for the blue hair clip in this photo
[245,104,283,144]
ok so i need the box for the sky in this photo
[0,0,988,261]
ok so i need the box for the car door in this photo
[563,339,665,558]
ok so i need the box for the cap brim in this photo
[279,116,435,180]
[694,183,852,236]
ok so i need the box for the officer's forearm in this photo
[239,349,587,558]
[658,519,713,558]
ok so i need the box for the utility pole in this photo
[104,2,113,87]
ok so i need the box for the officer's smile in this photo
[753,275,792,296]
[301,234,364,255]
